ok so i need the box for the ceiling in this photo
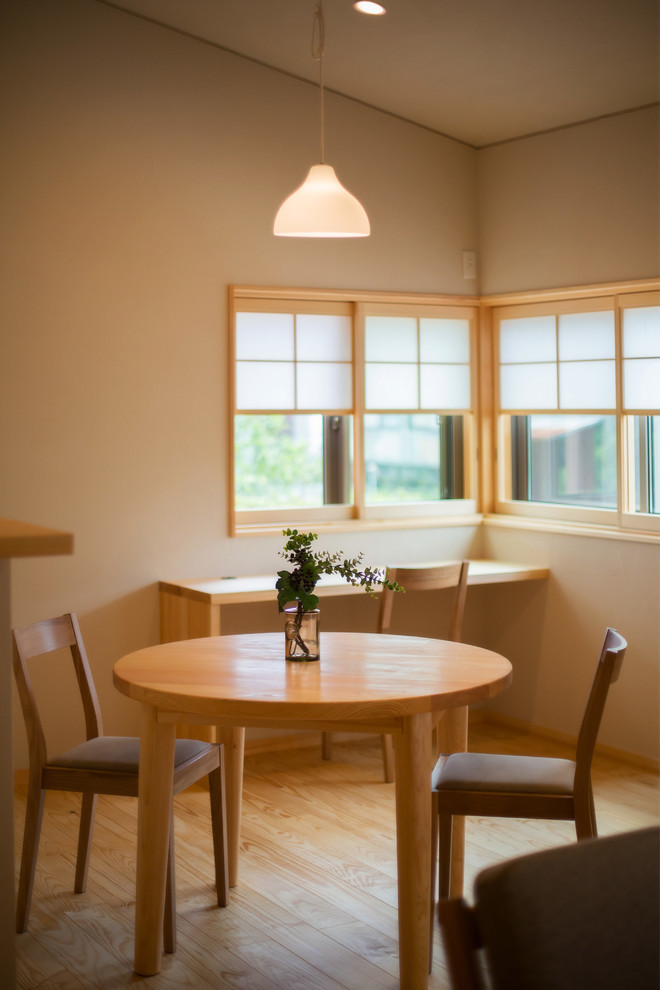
[100,0,659,147]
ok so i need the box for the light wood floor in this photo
[14,721,660,990]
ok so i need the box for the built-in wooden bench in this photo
[159,560,549,642]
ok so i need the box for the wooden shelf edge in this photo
[0,518,74,559]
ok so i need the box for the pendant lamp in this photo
[274,0,370,238]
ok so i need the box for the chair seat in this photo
[50,735,216,773]
[433,752,576,795]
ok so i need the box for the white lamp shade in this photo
[274,163,370,237]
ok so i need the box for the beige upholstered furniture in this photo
[13,612,229,948]
[322,561,469,780]
[438,826,659,989]
[432,627,627,905]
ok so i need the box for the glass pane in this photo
[296,314,352,361]
[364,414,450,504]
[500,363,557,409]
[624,358,660,410]
[236,361,294,409]
[558,311,615,360]
[420,364,470,409]
[623,307,660,357]
[500,316,556,363]
[559,360,616,409]
[296,362,353,409]
[420,318,470,362]
[631,416,660,514]
[512,415,617,509]
[234,415,324,508]
[236,312,294,360]
[365,316,418,361]
[365,363,418,409]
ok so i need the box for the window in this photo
[229,288,478,532]
[493,291,660,531]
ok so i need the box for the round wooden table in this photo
[114,631,512,989]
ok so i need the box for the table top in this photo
[113,631,512,722]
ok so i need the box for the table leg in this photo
[393,711,433,990]
[134,705,176,976]
[435,705,468,898]
[216,725,245,888]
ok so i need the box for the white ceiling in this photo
[100,0,659,147]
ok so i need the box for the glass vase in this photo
[284,606,320,661]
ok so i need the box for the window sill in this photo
[483,513,660,544]
[233,513,484,537]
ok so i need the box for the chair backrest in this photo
[574,627,627,790]
[377,561,469,641]
[13,613,103,772]
[453,826,660,990]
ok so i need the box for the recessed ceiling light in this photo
[353,1,386,14]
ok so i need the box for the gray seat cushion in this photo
[432,752,576,794]
[50,735,216,772]
[474,826,660,990]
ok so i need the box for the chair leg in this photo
[15,779,46,933]
[208,761,229,907]
[429,791,439,973]
[322,732,332,760]
[575,782,598,840]
[381,733,395,783]
[438,812,453,902]
[163,806,176,954]
[74,792,98,893]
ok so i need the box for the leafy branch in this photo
[276,529,404,615]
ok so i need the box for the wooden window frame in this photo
[483,282,660,537]
[229,286,481,535]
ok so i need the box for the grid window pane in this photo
[236,312,294,360]
[500,363,557,409]
[623,307,660,357]
[500,316,556,363]
[365,317,418,361]
[420,364,470,409]
[296,315,352,361]
[559,360,616,409]
[419,318,470,362]
[624,358,660,410]
[296,362,353,409]
[366,363,419,408]
[236,361,294,409]
[558,311,615,360]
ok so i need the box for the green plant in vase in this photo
[276,528,403,660]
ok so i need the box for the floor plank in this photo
[14,723,659,989]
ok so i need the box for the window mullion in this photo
[353,303,366,519]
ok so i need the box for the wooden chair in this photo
[12,612,229,948]
[432,627,627,904]
[438,825,659,989]
[323,561,469,782]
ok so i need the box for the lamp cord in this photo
[312,0,325,163]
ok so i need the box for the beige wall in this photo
[1,0,479,767]
[477,106,660,293]
[1,0,658,770]
[479,525,659,763]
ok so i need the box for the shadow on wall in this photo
[465,579,549,721]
